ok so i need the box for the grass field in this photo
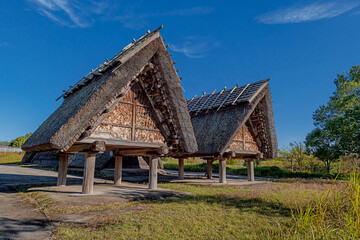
[16,179,344,239]
[0,152,24,164]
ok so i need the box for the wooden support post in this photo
[149,157,159,190]
[219,159,227,183]
[114,156,123,185]
[247,159,255,182]
[57,154,68,186]
[82,153,97,194]
[207,159,213,179]
[178,158,184,180]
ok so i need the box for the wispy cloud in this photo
[28,0,109,27]
[0,42,10,47]
[115,6,213,30]
[27,1,213,29]
[257,1,360,24]
[170,36,219,58]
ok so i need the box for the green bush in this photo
[163,163,349,180]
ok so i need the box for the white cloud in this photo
[257,1,360,24]
[170,37,219,58]
[28,0,109,27]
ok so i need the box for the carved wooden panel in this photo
[230,122,259,151]
[90,82,165,143]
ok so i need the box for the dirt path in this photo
[0,164,79,239]
[0,188,53,240]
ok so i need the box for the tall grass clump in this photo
[274,172,360,239]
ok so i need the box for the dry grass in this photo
[13,180,338,240]
[0,152,24,164]
[269,173,360,239]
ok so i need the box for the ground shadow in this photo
[0,217,52,239]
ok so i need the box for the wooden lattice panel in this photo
[229,122,259,151]
[103,103,132,125]
[90,82,165,143]
[136,105,158,129]
[230,141,244,150]
[135,129,165,143]
[93,124,131,140]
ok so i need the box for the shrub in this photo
[163,163,349,180]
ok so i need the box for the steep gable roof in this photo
[22,27,197,154]
[188,80,277,159]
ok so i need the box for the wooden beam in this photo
[149,157,159,189]
[224,149,236,158]
[57,154,68,186]
[178,158,184,180]
[131,89,136,141]
[65,141,105,153]
[114,146,169,156]
[247,159,255,182]
[206,159,213,179]
[219,159,226,183]
[91,141,105,152]
[78,138,166,149]
[114,156,123,185]
[82,153,96,194]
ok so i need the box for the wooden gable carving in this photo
[230,121,259,152]
[90,83,165,144]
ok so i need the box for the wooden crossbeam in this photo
[206,87,226,112]
[217,85,238,111]
[188,92,205,112]
[232,83,250,104]
[195,89,216,116]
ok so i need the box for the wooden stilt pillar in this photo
[178,158,184,180]
[114,156,123,185]
[57,154,68,186]
[82,153,97,194]
[247,159,255,182]
[219,159,226,183]
[207,159,213,179]
[149,157,159,190]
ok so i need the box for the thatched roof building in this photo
[173,79,277,184]
[186,79,277,159]
[22,26,197,156]
[22,27,197,193]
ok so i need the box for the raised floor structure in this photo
[22,27,197,194]
[176,79,278,182]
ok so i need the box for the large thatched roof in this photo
[187,79,278,159]
[22,27,197,154]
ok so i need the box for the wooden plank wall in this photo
[230,122,259,151]
[90,83,165,143]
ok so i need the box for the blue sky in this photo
[1,0,360,148]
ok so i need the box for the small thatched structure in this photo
[175,79,277,183]
[22,26,197,194]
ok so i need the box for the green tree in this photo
[9,133,32,148]
[306,128,341,173]
[311,66,360,154]
[306,65,360,172]
[0,140,10,145]
[279,142,314,172]
[279,147,295,171]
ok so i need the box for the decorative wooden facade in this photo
[22,27,197,194]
